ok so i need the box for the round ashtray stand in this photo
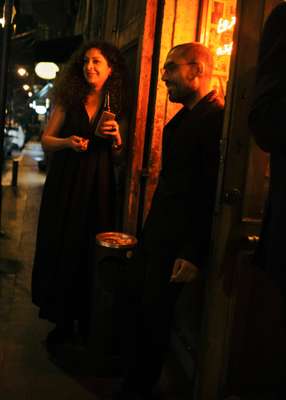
[88,231,137,375]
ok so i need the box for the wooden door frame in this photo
[122,0,160,234]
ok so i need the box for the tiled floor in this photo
[0,142,192,400]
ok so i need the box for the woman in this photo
[32,40,128,350]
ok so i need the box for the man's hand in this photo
[170,258,199,283]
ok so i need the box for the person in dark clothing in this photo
[248,2,286,296]
[114,42,224,400]
[32,40,128,351]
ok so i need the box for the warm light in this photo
[35,62,59,80]
[0,17,4,27]
[217,16,236,34]
[216,42,233,56]
[28,91,33,97]
[17,67,27,77]
[23,84,30,91]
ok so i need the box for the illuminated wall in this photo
[142,0,237,222]
[142,0,200,221]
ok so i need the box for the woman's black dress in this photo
[32,104,116,323]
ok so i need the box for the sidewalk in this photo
[0,141,193,400]
[0,142,111,400]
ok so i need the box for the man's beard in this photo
[168,88,196,104]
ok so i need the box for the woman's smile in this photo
[83,48,112,89]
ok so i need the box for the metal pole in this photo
[0,0,14,236]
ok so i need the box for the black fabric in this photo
[118,91,224,392]
[32,103,116,323]
[141,91,224,268]
[248,2,286,287]
[248,3,286,153]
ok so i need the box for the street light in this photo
[17,67,28,77]
[35,62,59,80]
[35,105,47,115]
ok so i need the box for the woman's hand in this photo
[99,120,122,146]
[66,135,89,152]
[41,106,88,153]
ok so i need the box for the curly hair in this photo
[51,40,129,117]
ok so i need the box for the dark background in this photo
[0,0,82,130]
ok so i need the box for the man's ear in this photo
[187,62,204,81]
[196,62,205,76]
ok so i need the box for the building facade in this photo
[10,1,284,398]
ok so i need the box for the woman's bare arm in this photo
[41,105,86,152]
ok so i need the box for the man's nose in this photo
[161,67,168,81]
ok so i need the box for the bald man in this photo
[114,43,224,400]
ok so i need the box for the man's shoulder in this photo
[164,92,224,133]
[205,90,224,111]
[195,94,225,142]
[208,99,225,119]
[194,93,225,128]
[260,2,286,49]
[270,2,286,19]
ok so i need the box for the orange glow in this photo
[217,16,236,33]
[216,42,233,56]
[200,0,237,96]
[216,16,236,56]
